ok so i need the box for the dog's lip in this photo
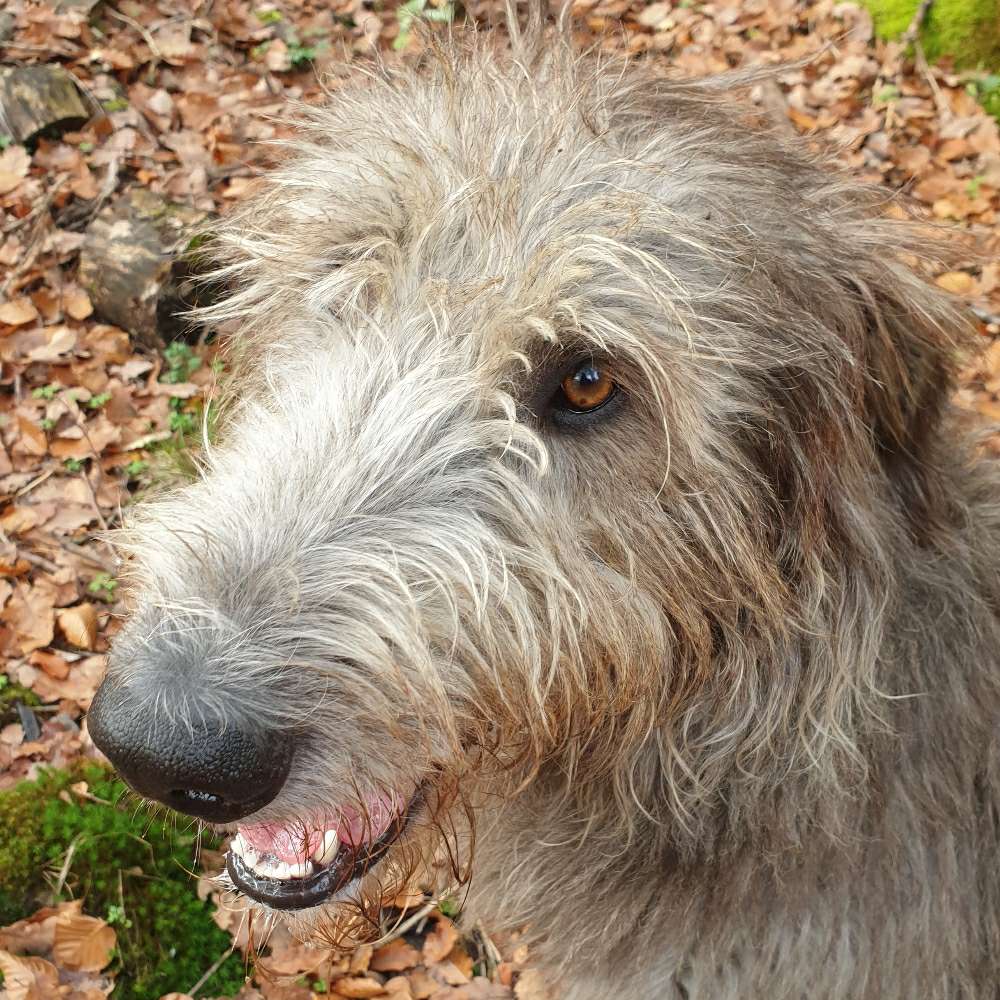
[226,789,422,911]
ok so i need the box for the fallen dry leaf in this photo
[52,911,117,971]
[0,145,30,195]
[422,914,460,965]
[513,969,550,1000]
[0,298,40,326]
[935,270,977,295]
[331,976,386,998]
[64,288,94,321]
[57,603,99,650]
[0,951,60,1000]
[371,938,421,973]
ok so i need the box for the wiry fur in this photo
[101,12,1000,999]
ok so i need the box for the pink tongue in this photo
[238,791,404,865]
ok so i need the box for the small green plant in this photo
[394,0,454,50]
[438,896,461,918]
[85,391,112,410]
[106,902,132,929]
[32,383,61,400]
[78,140,94,153]
[124,458,148,478]
[101,97,129,113]
[64,457,85,473]
[168,397,199,435]
[289,40,323,66]
[966,174,986,197]
[0,680,39,726]
[874,83,901,105]
[87,572,118,600]
[162,341,202,384]
[250,40,271,59]
[0,135,12,150]
[0,763,245,998]
[39,417,55,431]
[255,7,283,23]
[967,74,1000,122]
[312,978,329,993]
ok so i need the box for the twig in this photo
[898,0,950,120]
[372,886,462,948]
[106,6,164,62]
[14,467,56,498]
[19,550,61,574]
[122,428,174,450]
[376,898,438,944]
[52,835,83,898]
[900,0,934,49]
[187,945,236,997]
[33,533,120,574]
[913,39,952,121]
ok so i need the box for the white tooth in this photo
[250,856,281,879]
[312,829,339,866]
[229,835,258,867]
[285,861,309,879]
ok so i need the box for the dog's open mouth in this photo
[226,788,417,910]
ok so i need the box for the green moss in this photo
[0,763,245,999]
[863,0,1000,68]
[0,680,40,727]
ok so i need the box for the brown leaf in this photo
[331,976,386,998]
[349,944,373,974]
[370,938,421,973]
[382,977,413,998]
[422,913,459,965]
[57,603,99,650]
[29,649,71,680]
[0,146,30,196]
[513,969,550,1000]
[31,655,105,709]
[0,901,82,955]
[0,951,60,1000]
[405,969,437,999]
[14,417,47,458]
[0,298,40,326]
[25,325,77,362]
[2,582,56,655]
[935,271,976,295]
[65,288,94,321]
[52,911,116,971]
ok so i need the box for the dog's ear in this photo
[849,251,972,535]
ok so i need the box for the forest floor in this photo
[1,0,999,997]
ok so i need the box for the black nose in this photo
[87,679,293,823]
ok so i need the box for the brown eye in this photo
[559,362,616,413]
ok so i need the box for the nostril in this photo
[87,678,294,823]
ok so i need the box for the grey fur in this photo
[102,14,1000,999]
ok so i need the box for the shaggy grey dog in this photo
[88,7,1000,998]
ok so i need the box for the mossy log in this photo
[78,188,212,348]
[864,0,1000,68]
[0,65,89,143]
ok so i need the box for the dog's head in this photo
[88,19,968,939]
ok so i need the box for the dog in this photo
[88,7,1000,997]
